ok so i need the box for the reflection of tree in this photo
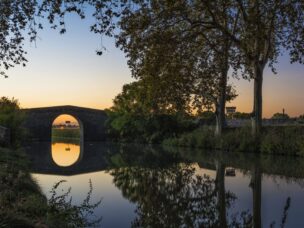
[215,160,228,228]
[250,165,262,228]
[107,145,294,227]
[110,163,253,227]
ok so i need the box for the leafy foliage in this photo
[47,179,102,227]
[0,0,97,77]
[105,79,199,143]
[106,109,196,144]
[0,97,25,145]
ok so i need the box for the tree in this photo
[107,80,197,143]
[0,0,94,77]
[271,112,290,120]
[0,0,37,77]
[201,0,304,135]
[0,97,24,144]
[111,1,238,136]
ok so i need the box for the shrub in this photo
[163,127,216,149]
[220,127,258,153]
[164,126,304,156]
[0,97,25,145]
[260,127,304,156]
[106,111,197,143]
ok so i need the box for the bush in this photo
[163,127,216,149]
[163,126,304,156]
[106,111,197,143]
[220,127,258,153]
[0,97,25,145]
[260,127,304,156]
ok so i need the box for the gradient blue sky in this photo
[1,13,304,117]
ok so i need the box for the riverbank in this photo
[162,126,304,156]
[0,146,101,227]
[52,128,80,139]
[0,147,49,226]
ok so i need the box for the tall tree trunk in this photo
[215,71,227,137]
[215,52,229,137]
[215,160,227,228]
[252,63,264,136]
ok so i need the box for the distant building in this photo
[226,106,236,114]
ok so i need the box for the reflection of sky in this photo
[0,12,303,117]
[225,170,304,227]
[31,171,136,228]
[32,164,304,227]
[52,143,80,167]
[261,175,304,227]
[196,166,304,227]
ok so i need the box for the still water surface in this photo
[25,142,304,227]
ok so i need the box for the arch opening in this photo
[51,114,83,167]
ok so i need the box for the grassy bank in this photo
[0,147,47,226]
[0,147,101,227]
[52,137,81,145]
[52,128,81,139]
[163,126,304,156]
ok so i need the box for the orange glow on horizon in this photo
[53,114,80,126]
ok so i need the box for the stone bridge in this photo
[22,105,108,141]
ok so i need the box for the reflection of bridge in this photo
[27,141,304,179]
[22,105,108,141]
[27,142,114,176]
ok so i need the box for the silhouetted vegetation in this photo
[272,113,290,120]
[52,128,81,139]
[3,1,303,138]
[227,112,253,119]
[106,112,197,144]
[163,126,304,156]
[105,84,198,145]
[0,97,25,145]
[93,0,304,136]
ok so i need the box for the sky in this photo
[53,114,79,125]
[1,13,304,118]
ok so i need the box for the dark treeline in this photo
[1,1,304,135]
[1,1,304,147]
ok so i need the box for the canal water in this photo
[24,142,304,228]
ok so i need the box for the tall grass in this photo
[163,126,304,156]
[52,128,81,139]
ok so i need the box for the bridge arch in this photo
[22,105,107,141]
[51,114,84,142]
